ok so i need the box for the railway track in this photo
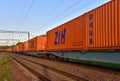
[7,53,120,81]
[8,54,88,81]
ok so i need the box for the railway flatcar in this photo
[18,42,28,54]
[46,0,120,64]
[6,48,12,52]
[7,0,120,67]
[0,49,6,52]
[27,36,46,56]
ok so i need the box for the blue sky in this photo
[0,0,110,37]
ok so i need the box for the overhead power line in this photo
[33,0,96,34]
[28,0,63,32]
[16,0,28,29]
[32,0,82,33]
[18,0,35,30]
[41,0,63,21]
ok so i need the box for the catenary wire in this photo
[41,0,97,31]
[18,0,35,30]
[28,0,63,32]
[31,0,82,33]
[32,0,95,34]
[16,0,28,30]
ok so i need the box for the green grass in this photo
[69,58,120,69]
[0,52,13,81]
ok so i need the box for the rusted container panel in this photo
[28,36,46,51]
[46,16,85,51]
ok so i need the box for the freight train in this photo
[7,0,120,65]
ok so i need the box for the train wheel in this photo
[49,55,57,60]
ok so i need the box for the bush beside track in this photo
[0,52,13,81]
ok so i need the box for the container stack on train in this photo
[46,0,120,51]
[27,36,46,56]
[6,0,120,66]
[18,42,28,54]
[46,0,120,63]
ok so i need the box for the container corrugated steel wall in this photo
[6,48,11,52]
[46,0,120,51]
[119,0,120,46]
[38,36,46,51]
[19,42,28,52]
[16,45,19,52]
[21,44,24,51]
[24,42,28,51]
[46,16,85,51]
[17,44,21,52]
[28,37,37,51]
[86,0,120,50]
[28,36,46,51]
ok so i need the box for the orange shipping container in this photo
[16,45,19,52]
[17,44,21,52]
[85,0,119,50]
[12,46,16,52]
[28,36,46,51]
[46,16,85,51]
[6,48,11,52]
[11,47,14,52]
[119,0,120,46]
[46,0,120,51]
[19,42,28,51]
